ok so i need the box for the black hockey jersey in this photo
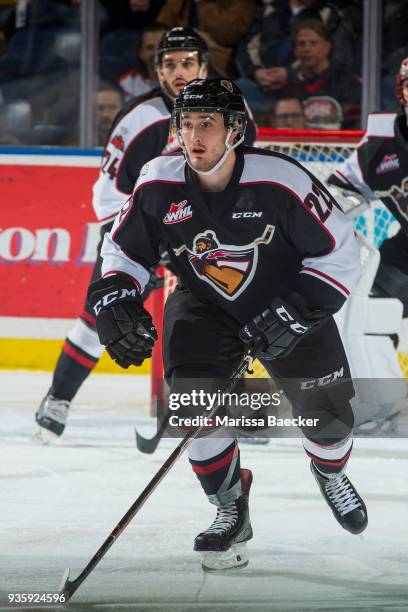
[330,112,408,271]
[92,87,257,225]
[101,146,360,324]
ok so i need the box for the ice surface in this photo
[1,371,408,611]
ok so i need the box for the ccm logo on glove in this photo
[240,292,327,360]
[93,287,139,316]
[275,305,310,335]
[87,274,157,368]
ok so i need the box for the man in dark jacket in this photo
[236,1,356,117]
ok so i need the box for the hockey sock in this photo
[49,312,105,402]
[189,439,242,506]
[303,434,353,476]
[50,338,99,401]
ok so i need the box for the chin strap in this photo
[177,127,244,176]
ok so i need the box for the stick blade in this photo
[135,428,158,454]
[58,567,70,595]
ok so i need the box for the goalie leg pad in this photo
[373,263,408,316]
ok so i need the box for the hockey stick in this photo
[134,371,272,454]
[134,409,170,454]
[58,346,259,601]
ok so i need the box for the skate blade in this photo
[32,426,61,446]
[201,542,249,572]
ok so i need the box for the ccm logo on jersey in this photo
[300,367,344,390]
[93,288,138,316]
[163,200,193,224]
[232,211,263,219]
[275,305,309,335]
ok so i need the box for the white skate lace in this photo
[325,474,362,516]
[205,503,238,535]
[41,397,70,424]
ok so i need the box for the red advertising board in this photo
[0,160,101,318]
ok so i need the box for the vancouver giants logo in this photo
[376,153,400,174]
[376,176,408,222]
[163,200,193,224]
[174,225,275,300]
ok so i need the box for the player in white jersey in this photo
[329,58,408,313]
[88,79,367,570]
[35,28,257,443]
[34,28,211,442]
[328,58,408,431]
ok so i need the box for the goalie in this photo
[329,58,408,316]
[328,57,408,431]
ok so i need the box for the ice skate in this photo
[311,461,368,534]
[194,468,253,571]
[34,394,70,444]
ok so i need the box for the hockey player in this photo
[35,28,212,442]
[36,28,257,443]
[326,58,408,432]
[88,79,367,570]
[329,58,408,317]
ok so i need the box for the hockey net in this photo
[150,129,408,406]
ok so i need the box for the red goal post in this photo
[256,127,364,143]
[150,128,407,407]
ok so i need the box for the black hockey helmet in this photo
[155,27,208,67]
[173,78,247,137]
[395,57,408,106]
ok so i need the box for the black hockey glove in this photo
[239,292,327,360]
[88,274,157,368]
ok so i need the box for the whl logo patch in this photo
[111,134,125,151]
[163,200,193,224]
[376,153,399,174]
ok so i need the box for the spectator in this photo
[96,82,123,145]
[274,96,305,128]
[116,25,166,98]
[157,0,256,78]
[101,0,164,31]
[37,80,123,146]
[0,0,109,37]
[290,19,361,129]
[382,0,408,69]
[236,0,356,117]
